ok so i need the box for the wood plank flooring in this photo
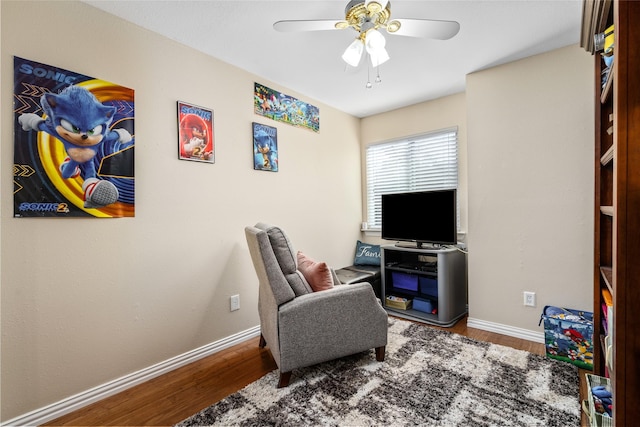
[43,316,588,426]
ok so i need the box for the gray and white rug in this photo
[177,317,580,426]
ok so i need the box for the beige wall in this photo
[359,45,593,337]
[1,1,362,420]
[466,45,594,331]
[360,92,469,238]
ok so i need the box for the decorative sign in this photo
[13,56,135,217]
[177,101,214,163]
[254,82,319,133]
[252,122,278,172]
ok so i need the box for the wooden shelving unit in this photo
[582,0,640,425]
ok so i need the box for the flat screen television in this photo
[381,189,457,248]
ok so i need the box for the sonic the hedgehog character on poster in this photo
[18,85,132,208]
[252,122,278,172]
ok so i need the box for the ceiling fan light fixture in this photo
[364,0,389,14]
[342,38,364,67]
[365,29,388,67]
[273,0,461,87]
[386,19,401,33]
[368,46,390,67]
[365,28,385,50]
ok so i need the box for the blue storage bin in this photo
[419,276,438,297]
[413,297,434,314]
[391,272,418,292]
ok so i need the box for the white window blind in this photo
[365,128,458,230]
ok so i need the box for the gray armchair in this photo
[245,223,388,387]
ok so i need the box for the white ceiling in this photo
[83,0,583,118]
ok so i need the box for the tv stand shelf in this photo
[381,245,467,327]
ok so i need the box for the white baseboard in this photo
[466,317,544,344]
[2,325,261,427]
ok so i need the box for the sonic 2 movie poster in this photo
[252,122,278,172]
[177,101,214,163]
[13,56,135,218]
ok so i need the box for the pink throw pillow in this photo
[297,251,334,292]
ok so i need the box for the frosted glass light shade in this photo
[365,29,386,50]
[365,30,389,67]
[342,39,364,67]
[368,46,390,67]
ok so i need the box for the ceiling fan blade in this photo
[389,18,460,40]
[273,20,345,33]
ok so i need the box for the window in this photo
[365,127,458,230]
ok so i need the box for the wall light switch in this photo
[523,291,536,307]
[230,294,240,311]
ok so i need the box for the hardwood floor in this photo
[43,316,588,426]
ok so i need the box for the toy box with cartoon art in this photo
[539,305,593,370]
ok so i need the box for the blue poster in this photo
[13,57,135,217]
[253,122,278,172]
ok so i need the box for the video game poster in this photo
[254,82,319,133]
[177,101,214,163]
[13,56,135,218]
[252,122,278,172]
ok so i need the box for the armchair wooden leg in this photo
[259,334,266,348]
[277,371,292,388]
[375,346,385,362]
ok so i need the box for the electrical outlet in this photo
[523,291,536,307]
[230,294,240,311]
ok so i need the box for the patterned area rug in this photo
[177,317,580,426]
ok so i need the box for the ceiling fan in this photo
[273,0,460,69]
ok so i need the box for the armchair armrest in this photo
[330,267,341,287]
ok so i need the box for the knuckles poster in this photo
[13,56,135,218]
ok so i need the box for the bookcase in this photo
[581,0,640,424]
[380,245,467,327]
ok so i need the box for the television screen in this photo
[381,189,457,246]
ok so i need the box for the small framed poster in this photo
[252,122,278,172]
[254,82,319,133]
[177,101,214,163]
